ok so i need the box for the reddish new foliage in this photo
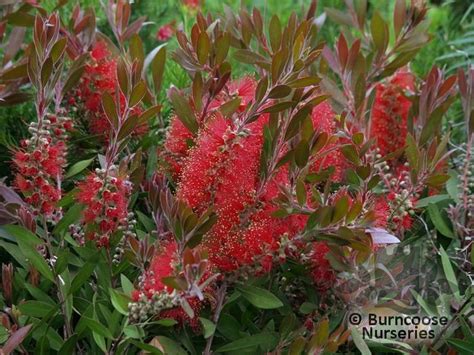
[68,41,146,140]
[370,70,415,158]
[12,115,72,219]
[310,101,348,182]
[75,172,132,247]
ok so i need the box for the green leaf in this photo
[410,289,436,316]
[446,172,461,203]
[92,332,107,353]
[18,301,57,318]
[129,340,163,354]
[0,240,28,268]
[109,289,130,315]
[216,332,279,352]
[3,225,54,282]
[155,336,187,355]
[169,88,198,134]
[65,158,94,178]
[237,285,283,309]
[58,334,78,354]
[53,204,84,236]
[427,203,454,238]
[199,318,216,339]
[299,302,317,314]
[447,338,474,354]
[440,247,461,302]
[123,325,145,339]
[69,261,96,295]
[351,328,371,355]
[79,317,113,339]
[415,194,450,208]
[121,274,134,296]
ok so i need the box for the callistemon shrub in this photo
[0,1,472,354]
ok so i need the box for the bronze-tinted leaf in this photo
[215,33,230,65]
[261,101,295,114]
[151,45,166,95]
[129,34,145,63]
[394,0,406,37]
[169,87,198,134]
[234,49,266,64]
[268,85,291,99]
[371,11,388,54]
[269,15,282,52]
[197,31,210,65]
[50,37,67,63]
[295,139,309,168]
[102,92,119,129]
[255,76,268,103]
[40,57,53,87]
[219,97,242,117]
[341,144,360,165]
[117,58,129,96]
[287,76,321,88]
[1,63,28,81]
[129,81,146,107]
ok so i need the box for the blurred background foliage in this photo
[1,0,472,174]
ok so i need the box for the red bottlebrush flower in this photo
[156,23,175,41]
[74,172,132,247]
[162,117,194,179]
[12,115,72,220]
[177,114,296,272]
[373,197,390,229]
[162,77,257,181]
[183,0,199,9]
[67,40,147,140]
[310,242,336,291]
[370,70,415,158]
[131,240,206,330]
[310,101,348,182]
[159,298,203,331]
[141,241,177,297]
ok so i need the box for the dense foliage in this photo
[0,0,472,354]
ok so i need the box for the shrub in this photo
[0,0,472,354]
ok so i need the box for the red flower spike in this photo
[370,70,415,159]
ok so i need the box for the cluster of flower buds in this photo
[128,289,180,322]
[13,114,73,221]
[457,142,474,230]
[72,168,132,247]
[375,158,417,231]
